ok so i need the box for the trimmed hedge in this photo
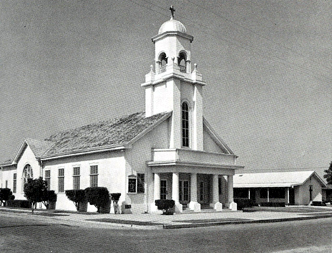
[260,202,285,207]
[85,187,110,213]
[0,188,15,206]
[234,198,255,210]
[7,200,31,208]
[110,193,121,201]
[65,190,87,212]
[311,201,326,206]
[155,199,175,215]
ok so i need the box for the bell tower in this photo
[141,7,206,151]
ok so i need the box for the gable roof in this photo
[12,138,54,164]
[42,111,171,159]
[234,171,326,188]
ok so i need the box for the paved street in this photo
[0,212,332,252]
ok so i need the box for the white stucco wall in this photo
[15,145,42,200]
[296,175,323,204]
[125,119,169,213]
[203,128,224,153]
[0,166,16,190]
[43,150,126,212]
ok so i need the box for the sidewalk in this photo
[1,206,332,230]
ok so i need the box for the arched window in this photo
[158,53,167,73]
[182,102,189,147]
[178,52,187,73]
[22,164,33,190]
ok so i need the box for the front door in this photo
[199,181,209,204]
[179,180,189,204]
[160,180,167,200]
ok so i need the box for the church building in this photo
[0,10,243,214]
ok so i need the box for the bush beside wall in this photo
[234,198,255,210]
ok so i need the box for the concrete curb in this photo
[162,214,332,229]
[1,207,332,230]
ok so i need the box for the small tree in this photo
[0,188,15,207]
[324,161,332,185]
[65,190,87,211]
[24,177,48,213]
[85,187,110,213]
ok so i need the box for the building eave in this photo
[147,160,244,170]
[41,146,126,161]
[141,72,206,87]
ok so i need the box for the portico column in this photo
[151,173,161,213]
[188,173,201,212]
[212,174,219,204]
[154,173,160,201]
[172,172,182,213]
[211,174,222,211]
[228,175,237,211]
[286,188,290,205]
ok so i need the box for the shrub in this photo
[85,187,110,213]
[0,188,15,207]
[65,190,87,211]
[110,193,121,201]
[260,202,285,207]
[42,190,57,209]
[7,200,30,208]
[234,198,255,210]
[311,201,326,206]
[155,199,175,215]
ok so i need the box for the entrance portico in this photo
[148,148,242,213]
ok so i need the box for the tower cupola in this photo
[141,7,206,150]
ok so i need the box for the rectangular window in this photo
[90,165,98,187]
[73,167,80,190]
[270,188,285,199]
[13,173,17,193]
[128,178,137,193]
[45,170,51,190]
[137,173,145,193]
[58,168,64,193]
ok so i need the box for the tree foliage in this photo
[85,187,110,213]
[65,190,87,211]
[24,177,56,212]
[0,188,15,206]
[324,161,332,185]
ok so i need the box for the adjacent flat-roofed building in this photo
[234,171,326,205]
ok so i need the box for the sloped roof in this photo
[26,138,54,158]
[11,138,54,164]
[234,171,326,188]
[42,111,170,159]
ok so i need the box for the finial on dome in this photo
[169,5,175,19]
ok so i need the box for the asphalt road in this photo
[0,213,332,253]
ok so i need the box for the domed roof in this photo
[158,18,187,34]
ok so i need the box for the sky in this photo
[0,0,331,176]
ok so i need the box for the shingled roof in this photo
[42,111,171,159]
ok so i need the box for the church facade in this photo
[0,14,243,214]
